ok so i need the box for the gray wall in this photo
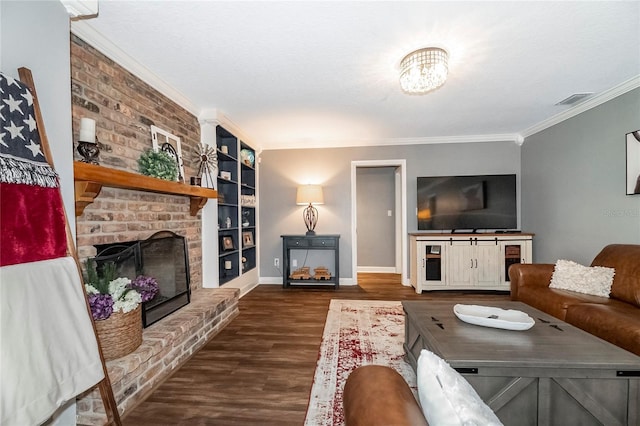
[259,141,521,281]
[1,0,75,235]
[356,167,395,269]
[521,88,640,264]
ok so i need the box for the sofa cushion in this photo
[566,301,640,356]
[417,350,502,426]
[591,244,640,308]
[517,285,611,321]
[550,259,614,297]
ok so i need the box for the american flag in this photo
[0,72,66,266]
[1,72,58,187]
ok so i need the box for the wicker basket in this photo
[95,305,142,361]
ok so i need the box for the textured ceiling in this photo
[77,1,640,150]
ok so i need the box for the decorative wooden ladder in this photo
[18,67,122,425]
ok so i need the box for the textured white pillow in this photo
[417,349,502,426]
[549,259,615,298]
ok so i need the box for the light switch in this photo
[387,210,392,217]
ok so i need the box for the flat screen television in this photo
[417,174,517,231]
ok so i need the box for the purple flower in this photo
[88,293,114,320]
[130,275,159,303]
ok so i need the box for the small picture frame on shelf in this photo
[220,171,232,180]
[220,236,235,251]
[242,231,254,247]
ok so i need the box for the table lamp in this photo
[296,184,324,235]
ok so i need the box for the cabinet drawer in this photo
[286,238,310,248]
[310,238,336,247]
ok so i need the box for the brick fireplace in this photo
[70,34,239,424]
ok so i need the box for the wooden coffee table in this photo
[403,300,640,426]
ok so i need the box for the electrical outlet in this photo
[292,259,298,267]
[274,258,279,267]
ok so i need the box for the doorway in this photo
[350,160,407,286]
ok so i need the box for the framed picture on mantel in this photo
[626,130,640,195]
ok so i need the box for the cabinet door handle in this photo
[475,259,478,268]
[470,259,473,269]
[422,259,425,268]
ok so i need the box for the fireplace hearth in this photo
[93,231,191,327]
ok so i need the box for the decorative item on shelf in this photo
[195,143,217,189]
[313,266,332,280]
[225,216,232,228]
[83,260,159,361]
[190,177,201,186]
[151,125,184,182]
[290,266,311,280]
[220,235,235,251]
[399,47,448,95]
[220,170,232,180]
[242,231,254,247]
[220,145,228,155]
[138,149,178,181]
[240,194,257,207]
[242,256,247,272]
[242,210,250,227]
[240,148,255,167]
[224,260,232,270]
[296,184,324,236]
[77,117,100,164]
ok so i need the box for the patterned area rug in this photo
[304,299,416,426]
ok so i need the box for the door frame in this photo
[350,159,408,286]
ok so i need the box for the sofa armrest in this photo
[509,263,555,300]
[343,365,428,426]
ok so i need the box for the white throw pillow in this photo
[417,349,502,426]
[549,259,615,298]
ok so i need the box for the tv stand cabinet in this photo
[409,233,533,293]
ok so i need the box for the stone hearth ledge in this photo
[76,287,240,425]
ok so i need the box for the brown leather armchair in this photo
[343,365,428,426]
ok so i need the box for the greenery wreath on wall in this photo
[138,149,178,181]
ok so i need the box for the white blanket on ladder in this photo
[1,257,104,425]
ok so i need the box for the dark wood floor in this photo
[122,274,508,425]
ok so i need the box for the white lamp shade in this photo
[296,184,324,205]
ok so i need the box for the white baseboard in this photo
[357,266,398,273]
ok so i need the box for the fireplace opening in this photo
[92,230,191,327]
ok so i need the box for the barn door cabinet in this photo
[409,233,533,293]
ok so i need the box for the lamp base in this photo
[305,230,316,236]
[303,204,319,236]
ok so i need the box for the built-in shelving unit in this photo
[73,161,217,216]
[216,126,257,285]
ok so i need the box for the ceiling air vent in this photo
[555,93,594,106]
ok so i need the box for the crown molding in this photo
[70,21,199,116]
[520,75,640,139]
[264,133,522,151]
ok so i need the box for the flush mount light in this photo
[399,47,449,95]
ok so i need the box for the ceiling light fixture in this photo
[399,47,449,95]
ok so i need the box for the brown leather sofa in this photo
[509,244,640,356]
[343,365,428,426]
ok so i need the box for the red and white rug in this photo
[304,299,416,426]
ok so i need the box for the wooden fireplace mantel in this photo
[73,161,218,216]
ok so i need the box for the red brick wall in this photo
[71,35,204,290]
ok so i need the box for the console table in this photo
[281,234,340,289]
